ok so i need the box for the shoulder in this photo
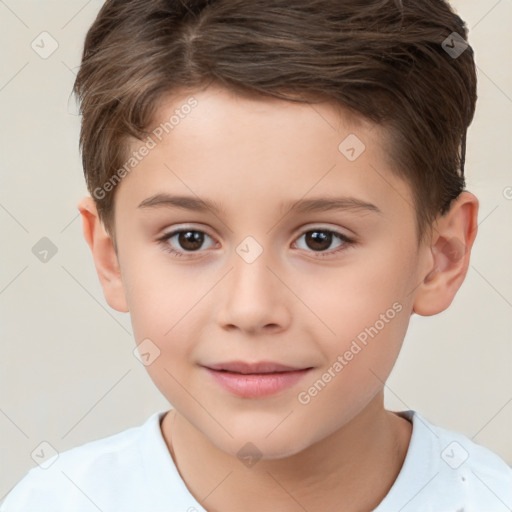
[0,411,168,512]
[382,410,512,511]
[426,412,512,498]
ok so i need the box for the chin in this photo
[214,428,313,462]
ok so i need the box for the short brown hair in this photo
[73,0,477,249]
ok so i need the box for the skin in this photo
[78,84,479,511]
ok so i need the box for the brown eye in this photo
[304,230,333,251]
[175,230,205,251]
[157,228,216,257]
[294,228,353,257]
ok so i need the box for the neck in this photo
[161,393,412,512]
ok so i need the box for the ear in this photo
[413,191,479,316]
[77,196,129,313]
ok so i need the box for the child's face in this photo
[112,84,430,457]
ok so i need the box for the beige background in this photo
[1,0,511,500]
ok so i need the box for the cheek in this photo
[126,272,196,406]
[299,251,413,336]
[295,296,409,437]
[120,250,206,390]
[296,245,415,381]
[120,244,198,340]
[309,288,408,382]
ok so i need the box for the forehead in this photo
[114,85,414,225]
[148,84,378,150]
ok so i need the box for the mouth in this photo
[202,361,313,398]
[205,360,309,374]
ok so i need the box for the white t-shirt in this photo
[1,409,511,512]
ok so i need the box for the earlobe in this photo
[77,196,129,313]
[413,192,479,316]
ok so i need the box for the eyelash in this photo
[156,227,355,259]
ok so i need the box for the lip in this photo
[205,360,307,374]
[202,361,313,398]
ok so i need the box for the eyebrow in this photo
[137,193,382,216]
[138,194,224,213]
[282,196,382,216]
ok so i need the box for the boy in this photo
[2,0,511,510]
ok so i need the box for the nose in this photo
[216,247,291,335]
